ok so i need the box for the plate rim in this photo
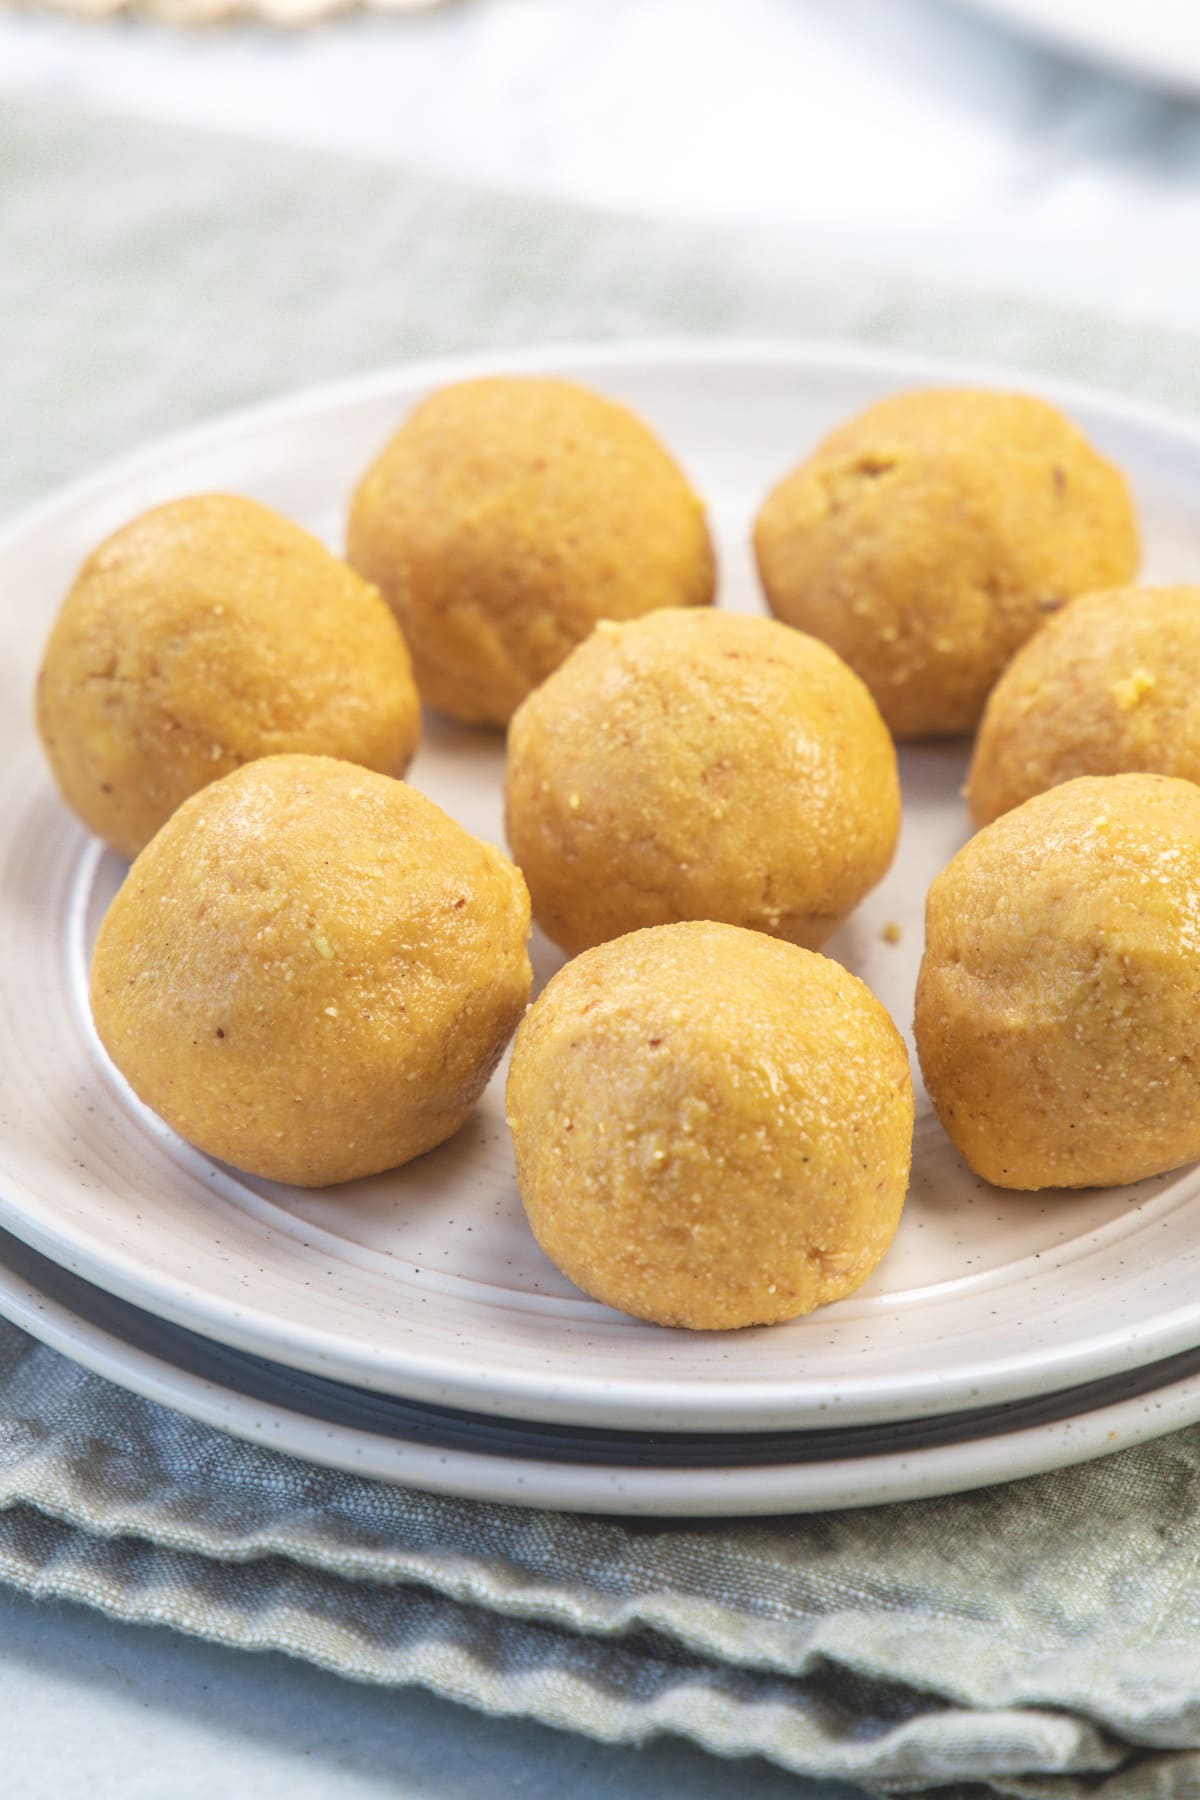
[7,330,1200,564]
[6,1221,1200,1516]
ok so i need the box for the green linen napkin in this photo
[6,98,1200,1798]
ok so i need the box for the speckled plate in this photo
[6,1222,1200,1514]
[4,341,1200,1436]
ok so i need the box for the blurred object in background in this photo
[28,0,450,24]
[952,0,1200,97]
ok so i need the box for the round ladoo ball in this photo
[969,586,1200,826]
[504,609,899,956]
[90,755,531,1187]
[754,388,1139,740]
[37,494,421,859]
[916,774,1200,1191]
[506,921,914,1330]
[345,376,715,727]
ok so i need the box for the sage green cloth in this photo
[6,98,1200,1798]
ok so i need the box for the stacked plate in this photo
[4,342,1200,1517]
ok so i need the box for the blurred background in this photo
[7,0,1200,309]
[4,0,1200,328]
[6,0,1200,514]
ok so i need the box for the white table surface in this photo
[1,1587,846,1800]
[3,1,1200,1792]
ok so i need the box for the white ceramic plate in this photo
[4,341,1200,1435]
[953,0,1200,97]
[7,1223,1200,1515]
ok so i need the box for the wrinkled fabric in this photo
[6,97,1200,1800]
[3,1325,1200,1794]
